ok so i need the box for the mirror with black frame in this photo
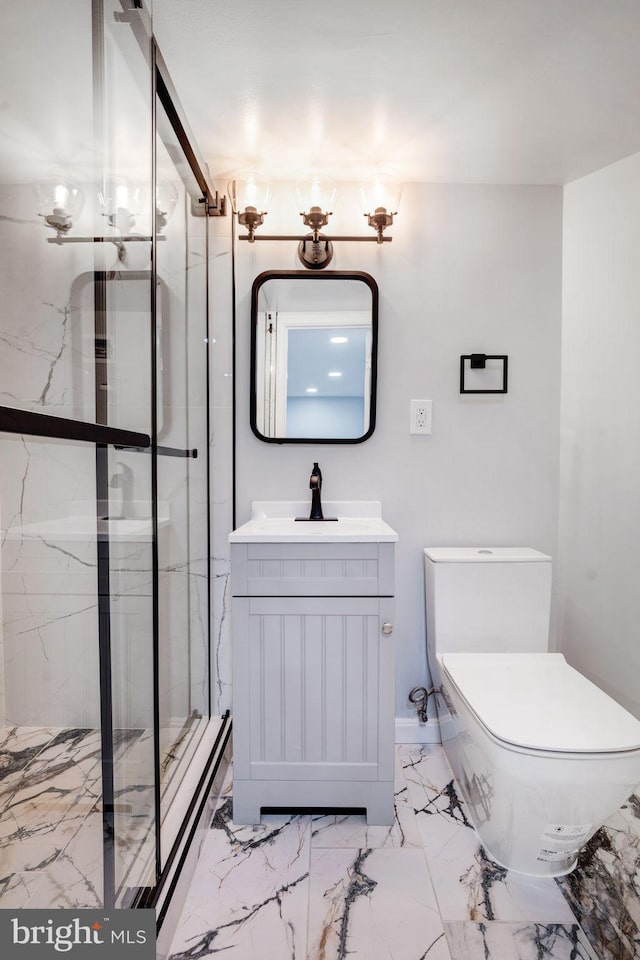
[250,271,378,443]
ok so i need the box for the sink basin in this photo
[229,501,398,543]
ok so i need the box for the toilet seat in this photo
[441,652,640,754]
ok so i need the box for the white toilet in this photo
[424,546,640,877]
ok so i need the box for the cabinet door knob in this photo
[382,622,393,636]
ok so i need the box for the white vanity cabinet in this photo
[229,502,397,825]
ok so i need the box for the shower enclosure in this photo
[0,0,228,910]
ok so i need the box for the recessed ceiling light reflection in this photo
[306,387,318,393]
[328,371,342,377]
[330,336,348,344]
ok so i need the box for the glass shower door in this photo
[154,101,212,859]
[0,0,220,911]
[0,0,157,909]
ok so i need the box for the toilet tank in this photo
[424,547,552,655]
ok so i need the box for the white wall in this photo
[234,181,563,717]
[559,151,640,719]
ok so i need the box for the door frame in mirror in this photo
[250,270,379,444]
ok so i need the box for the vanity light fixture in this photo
[229,174,271,242]
[330,336,349,344]
[296,176,337,269]
[96,180,150,261]
[359,174,402,243]
[296,176,337,231]
[155,180,180,233]
[234,175,401,269]
[35,181,84,237]
[40,179,161,258]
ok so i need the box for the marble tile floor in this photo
[556,794,640,960]
[160,714,211,817]
[167,744,610,960]
[0,715,218,903]
[2,727,638,957]
[0,717,224,909]
[0,724,157,908]
[0,725,110,908]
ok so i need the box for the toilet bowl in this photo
[424,547,640,877]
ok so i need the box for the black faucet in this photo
[309,462,324,520]
[295,463,338,521]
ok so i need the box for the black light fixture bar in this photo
[0,404,151,448]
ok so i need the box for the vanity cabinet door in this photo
[233,596,395,785]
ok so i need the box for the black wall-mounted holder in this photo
[460,354,508,394]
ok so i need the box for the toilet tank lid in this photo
[442,653,640,753]
[424,547,551,562]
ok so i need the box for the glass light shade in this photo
[156,180,179,216]
[98,180,149,230]
[295,176,337,213]
[98,179,151,235]
[231,175,271,213]
[155,180,180,232]
[359,174,402,215]
[35,180,84,218]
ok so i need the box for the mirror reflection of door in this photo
[251,272,378,443]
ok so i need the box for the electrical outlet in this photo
[410,399,432,434]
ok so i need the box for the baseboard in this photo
[395,716,441,744]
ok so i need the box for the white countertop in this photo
[4,515,169,542]
[229,501,398,543]
[3,501,170,543]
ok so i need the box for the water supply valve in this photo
[408,686,429,723]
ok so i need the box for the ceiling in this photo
[153,0,640,187]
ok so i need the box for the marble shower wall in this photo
[0,183,103,728]
[0,185,96,421]
[208,213,233,717]
[0,178,234,728]
[0,185,158,731]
